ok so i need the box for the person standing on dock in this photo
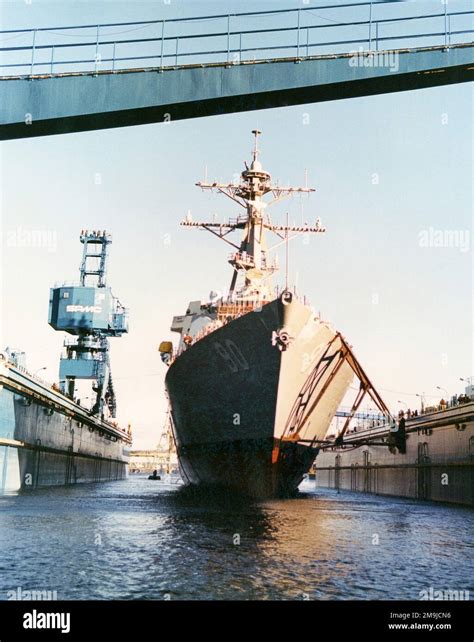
[395,416,407,454]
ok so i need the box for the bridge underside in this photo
[0,44,472,141]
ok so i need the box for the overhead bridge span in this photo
[0,1,472,140]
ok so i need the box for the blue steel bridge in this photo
[0,0,472,140]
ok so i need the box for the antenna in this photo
[251,129,261,162]
[187,130,323,304]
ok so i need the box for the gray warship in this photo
[160,131,369,497]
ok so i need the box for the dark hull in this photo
[167,300,281,497]
[177,437,318,497]
[166,297,349,498]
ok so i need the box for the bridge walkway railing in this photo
[0,1,473,78]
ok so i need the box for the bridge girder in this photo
[0,44,472,140]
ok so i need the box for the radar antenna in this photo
[183,131,325,302]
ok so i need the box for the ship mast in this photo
[182,130,326,302]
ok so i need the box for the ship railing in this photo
[169,318,226,364]
[228,251,255,268]
[217,299,264,321]
[228,252,279,273]
[168,299,266,364]
[191,318,229,347]
[261,256,279,272]
[1,3,472,77]
[227,216,248,227]
[274,284,307,303]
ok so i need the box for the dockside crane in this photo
[48,230,128,419]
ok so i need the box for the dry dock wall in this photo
[315,406,474,506]
[15,395,128,487]
[0,383,129,491]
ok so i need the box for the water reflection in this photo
[0,477,472,600]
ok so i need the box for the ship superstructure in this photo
[162,130,325,358]
[185,129,324,303]
[161,132,392,497]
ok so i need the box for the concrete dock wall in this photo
[0,385,129,491]
[315,405,474,506]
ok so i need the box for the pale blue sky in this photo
[0,0,472,448]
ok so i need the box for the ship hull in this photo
[166,295,353,497]
[176,437,320,497]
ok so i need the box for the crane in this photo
[48,230,128,419]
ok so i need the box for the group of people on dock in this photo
[451,393,472,405]
[398,393,472,418]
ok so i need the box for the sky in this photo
[0,0,472,449]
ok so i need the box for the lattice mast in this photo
[182,130,326,301]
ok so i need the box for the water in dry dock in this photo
[0,477,472,600]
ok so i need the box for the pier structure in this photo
[315,401,474,505]
[0,230,131,493]
[0,354,131,492]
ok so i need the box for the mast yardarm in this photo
[181,131,326,301]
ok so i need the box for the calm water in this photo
[0,477,472,601]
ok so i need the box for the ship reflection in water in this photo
[0,478,472,601]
